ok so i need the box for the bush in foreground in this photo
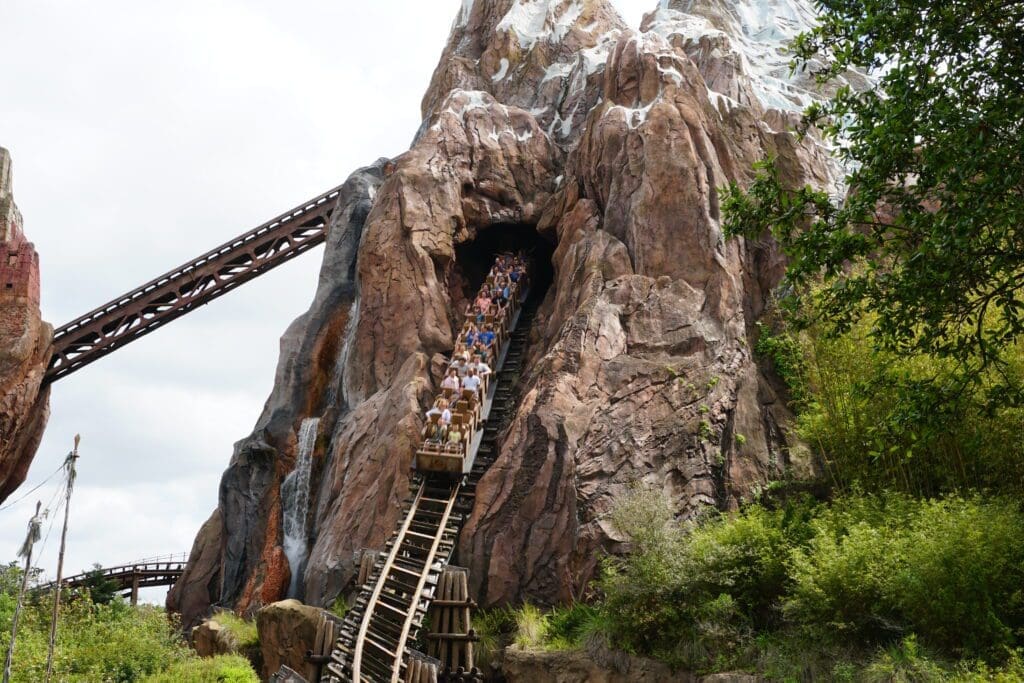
[142,654,258,683]
[592,490,1024,676]
[0,568,259,682]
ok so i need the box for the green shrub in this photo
[329,595,348,620]
[755,321,809,405]
[142,654,258,683]
[0,564,260,682]
[595,489,1024,671]
[861,636,949,683]
[598,488,813,669]
[793,316,1024,496]
[545,603,602,650]
[786,494,1024,659]
[474,606,517,663]
[513,603,548,649]
[0,595,190,682]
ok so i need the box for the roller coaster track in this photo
[324,293,537,683]
[45,184,346,384]
[36,553,187,605]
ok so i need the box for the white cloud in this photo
[0,0,655,602]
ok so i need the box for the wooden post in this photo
[357,549,378,588]
[3,501,43,683]
[44,434,80,683]
[130,572,140,607]
[426,566,477,676]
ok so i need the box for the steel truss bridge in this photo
[45,184,346,383]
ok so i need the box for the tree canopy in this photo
[723,0,1024,401]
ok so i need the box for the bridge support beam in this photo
[130,573,140,607]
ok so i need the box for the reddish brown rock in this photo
[0,147,51,504]
[168,508,223,630]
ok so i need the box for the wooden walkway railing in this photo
[37,552,188,605]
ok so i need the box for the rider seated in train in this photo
[478,328,496,349]
[493,296,509,320]
[446,423,463,450]
[472,357,492,377]
[474,291,492,314]
[425,396,445,419]
[451,354,470,378]
[461,367,483,403]
[423,420,445,444]
[441,368,461,391]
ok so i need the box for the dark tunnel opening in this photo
[452,223,555,305]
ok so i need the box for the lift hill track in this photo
[45,184,345,383]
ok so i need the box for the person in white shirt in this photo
[473,359,492,377]
[461,367,482,402]
[441,368,461,391]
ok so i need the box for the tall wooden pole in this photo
[3,501,43,683]
[44,435,79,683]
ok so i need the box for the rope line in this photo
[0,462,65,512]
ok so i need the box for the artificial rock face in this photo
[172,0,836,626]
[0,147,51,504]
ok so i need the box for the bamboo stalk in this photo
[44,435,80,683]
[3,501,43,683]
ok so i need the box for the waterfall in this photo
[281,416,319,598]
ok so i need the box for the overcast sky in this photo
[0,0,652,602]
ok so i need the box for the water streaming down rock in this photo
[281,417,319,598]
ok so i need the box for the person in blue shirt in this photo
[479,329,496,348]
[464,323,478,347]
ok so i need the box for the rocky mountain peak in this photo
[170,0,846,627]
[421,0,627,144]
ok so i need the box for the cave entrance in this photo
[452,223,555,306]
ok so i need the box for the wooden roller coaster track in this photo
[45,184,345,383]
[324,271,537,683]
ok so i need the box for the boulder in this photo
[192,619,237,658]
[256,599,322,681]
[501,646,695,682]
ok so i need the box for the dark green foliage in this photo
[793,315,1024,495]
[81,564,120,605]
[595,490,1024,673]
[754,322,809,404]
[597,489,815,669]
[141,654,258,683]
[722,0,1024,404]
[545,603,603,650]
